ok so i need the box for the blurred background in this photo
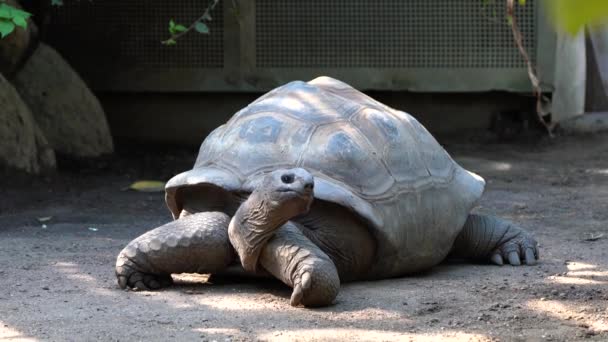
[1,0,608,172]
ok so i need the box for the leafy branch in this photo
[161,0,219,46]
[0,1,31,38]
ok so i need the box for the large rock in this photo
[0,0,37,77]
[13,43,114,157]
[0,73,55,173]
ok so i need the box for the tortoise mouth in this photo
[276,187,313,199]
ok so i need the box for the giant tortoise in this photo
[115,76,539,307]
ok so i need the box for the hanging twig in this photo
[161,0,219,45]
[506,0,555,137]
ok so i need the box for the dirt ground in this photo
[1,133,607,342]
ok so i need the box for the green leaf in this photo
[506,14,513,25]
[12,15,27,29]
[194,21,209,34]
[168,20,186,35]
[0,4,12,19]
[173,24,187,33]
[0,19,15,38]
[127,180,166,192]
[162,38,177,46]
[51,0,64,6]
[10,7,31,19]
[542,0,608,34]
[518,0,526,5]
[0,3,31,20]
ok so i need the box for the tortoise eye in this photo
[281,173,295,184]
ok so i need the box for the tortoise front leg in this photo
[450,214,539,266]
[258,222,340,307]
[115,212,235,290]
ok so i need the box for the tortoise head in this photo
[259,168,315,221]
[228,168,315,272]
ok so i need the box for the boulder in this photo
[12,43,114,157]
[0,0,37,77]
[0,73,55,173]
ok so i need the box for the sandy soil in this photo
[1,134,607,342]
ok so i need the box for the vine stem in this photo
[161,0,219,45]
[506,0,555,136]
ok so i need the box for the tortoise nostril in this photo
[281,173,295,184]
[304,182,314,191]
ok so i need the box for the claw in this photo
[144,275,161,290]
[290,272,312,307]
[290,284,304,307]
[118,275,128,289]
[524,248,537,265]
[133,280,149,291]
[301,272,312,290]
[491,253,504,266]
[507,251,521,266]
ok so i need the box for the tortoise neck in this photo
[227,192,291,273]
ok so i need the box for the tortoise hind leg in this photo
[115,211,235,290]
[450,214,539,266]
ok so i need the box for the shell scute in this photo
[301,123,394,197]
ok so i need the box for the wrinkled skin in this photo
[228,168,315,273]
